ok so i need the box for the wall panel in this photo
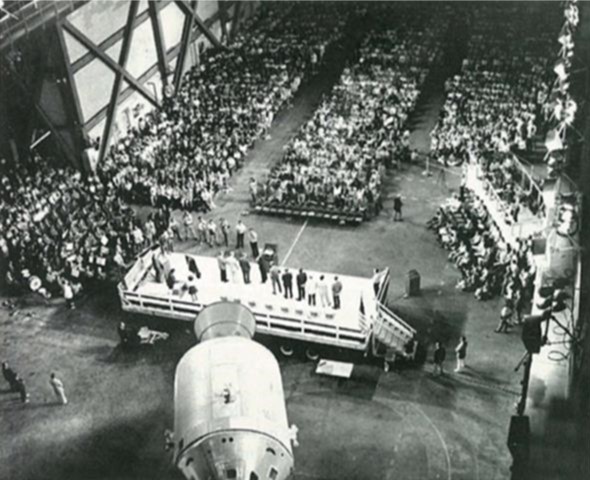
[74,60,115,122]
[126,18,159,79]
[161,2,185,53]
[68,0,131,45]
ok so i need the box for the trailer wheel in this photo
[280,345,295,357]
[305,348,320,362]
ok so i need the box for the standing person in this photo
[217,251,228,283]
[433,342,446,376]
[50,372,68,405]
[197,216,207,244]
[454,336,468,372]
[296,268,307,301]
[393,195,403,221]
[226,251,241,283]
[317,275,331,308]
[248,228,259,259]
[15,376,29,404]
[220,218,230,247]
[169,215,183,241]
[207,219,218,247]
[307,274,317,306]
[62,279,75,310]
[186,275,198,302]
[182,211,196,240]
[239,253,251,284]
[144,215,156,245]
[332,276,343,310]
[2,361,17,391]
[282,269,293,299]
[235,220,247,249]
[258,254,269,284]
[496,301,513,333]
[270,263,282,295]
[248,177,258,205]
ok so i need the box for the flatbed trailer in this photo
[118,248,416,360]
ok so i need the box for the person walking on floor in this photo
[332,276,343,310]
[50,372,68,405]
[318,275,331,308]
[62,279,75,310]
[496,301,513,333]
[307,275,317,306]
[2,361,17,392]
[393,195,403,221]
[248,228,259,259]
[239,253,251,284]
[296,268,307,301]
[15,376,29,404]
[454,336,468,372]
[433,342,446,376]
[236,220,247,249]
[226,251,241,283]
[282,269,293,299]
[270,264,282,295]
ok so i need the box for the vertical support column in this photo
[230,0,242,43]
[173,0,197,93]
[98,0,140,162]
[218,0,229,44]
[55,21,86,160]
[148,0,170,94]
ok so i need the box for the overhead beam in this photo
[173,0,197,92]
[62,19,159,109]
[99,0,140,162]
[175,0,223,49]
[148,0,170,90]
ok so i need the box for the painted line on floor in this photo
[282,219,308,266]
[410,403,453,480]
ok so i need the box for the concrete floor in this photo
[0,18,563,480]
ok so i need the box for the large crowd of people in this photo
[430,3,560,165]
[428,189,535,309]
[0,159,151,299]
[97,2,351,212]
[255,10,448,220]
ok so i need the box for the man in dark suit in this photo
[258,255,269,283]
[239,253,251,284]
[282,268,293,299]
[185,255,201,279]
[296,268,307,301]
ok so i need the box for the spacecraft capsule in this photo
[173,302,294,480]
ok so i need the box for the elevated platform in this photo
[119,249,416,356]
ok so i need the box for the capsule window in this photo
[268,467,278,479]
[185,457,193,467]
[226,468,237,479]
[250,473,259,480]
[266,447,276,456]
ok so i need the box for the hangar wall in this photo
[60,0,259,162]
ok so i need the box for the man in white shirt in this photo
[236,220,247,249]
[317,275,331,308]
[50,372,68,405]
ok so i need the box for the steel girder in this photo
[175,0,223,49]
[148,0,170,92]
[230,0,242,43]
[62,19,159,109]
[173,0,197,93]
[98,1,141,162]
